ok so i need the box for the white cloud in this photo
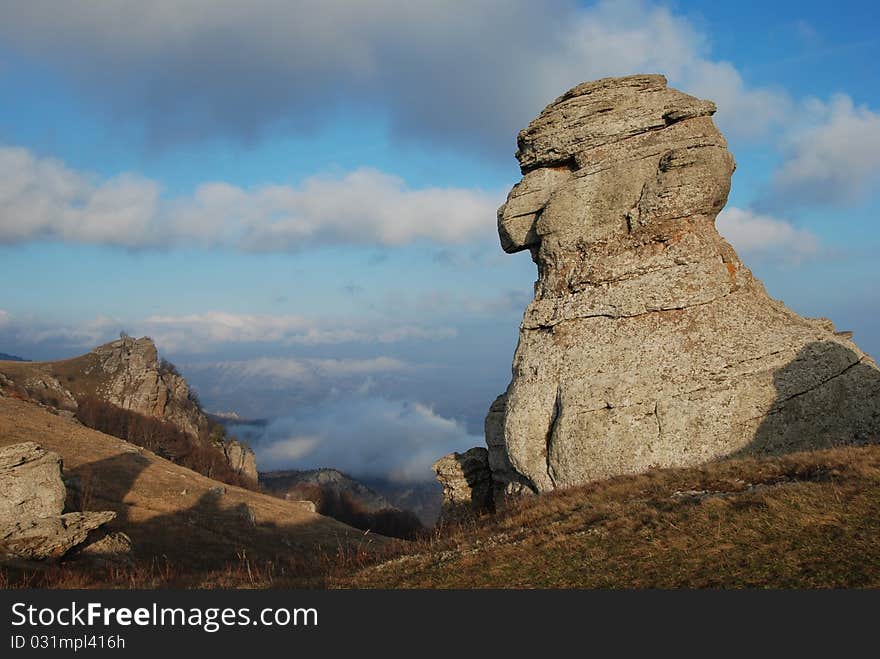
[684,61,791,140]
[253,397,481,482]
[716,207,820,262]
[0,148,498,249]
[0,310,457,356]
[550,1,790,140]
[0,147,159,247]
[140,312,456,352]
[767,95,880,206]
[0,1,790,151]
[143,312,312,347]
[205,356,410,384]
[9,314,121,348]
[260,436,321,464]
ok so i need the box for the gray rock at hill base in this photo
[483,74,880,496]
[0,442,67,521]
[433,447,494,523]
[0,442,117,560]
[283,497,317,514]
[1,511,116,560]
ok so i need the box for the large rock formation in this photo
[91,336,207,438]
[451,74,880,503]
[225,439,258,483]
[0,442,117,560]
[94,336,258,482]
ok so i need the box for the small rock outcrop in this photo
[0,442,117,560]
[78,531,134,564]
[225,439,258,483]
[432,448,494,523]
[439,74,880,505]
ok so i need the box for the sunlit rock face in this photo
[488,74,880,496]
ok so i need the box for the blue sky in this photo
[1,1,878,481]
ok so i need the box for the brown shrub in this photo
[74,396,253,489]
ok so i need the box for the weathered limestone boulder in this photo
[2,511,116,560]
[0,442,117,560]
[433,447,494,523]
[0,441,67,520]
[488,74,880,496]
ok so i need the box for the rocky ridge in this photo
[0,336,257,482]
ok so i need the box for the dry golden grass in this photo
[338,443,880,589]
[0,544,383,589]
[0,396,387,588]
[3,384,879,589]
[0,352,111,401]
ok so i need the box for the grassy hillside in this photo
[0,344,259,490]
[0,351,108,405]
[3,391,878,589]
[339,442,880,588]
[0,397,386,588]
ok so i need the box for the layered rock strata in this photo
[437,74,880,511]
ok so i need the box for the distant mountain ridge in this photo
[261,468,393,512]
[0,352,27,362]
[362,477,442,526]
[260,468,442,526]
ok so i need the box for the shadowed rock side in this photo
[432,448,494,523]
[480,74,880,497]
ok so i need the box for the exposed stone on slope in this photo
[0,442,116,560]
[433,447,494,523]
[488,74,880,495]
[91,336,206,438]
[2,511,116,560]
[0,442,67,520]
[78,530,134,564]
[225,438,258,484]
